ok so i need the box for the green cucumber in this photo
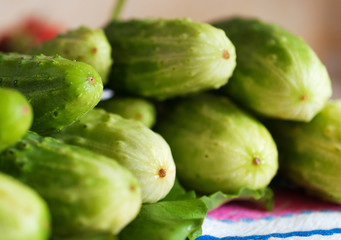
[52,108,176,203]
[29,26,113,85]
[97,96,156,128]
[155,94,278,194]
[0,53,103,135]
[104,18,236,100]
[0,88,33,152]
[266,100,341,203]
[0,131,142,237]
[213,17,332,121]
[0,172,50,240]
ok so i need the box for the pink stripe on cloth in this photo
[207,188,341,221]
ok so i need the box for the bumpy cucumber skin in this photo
[97,96,156,128]
[0,132,142,237]
[155,94,278,194]
[213,18,332,122]
[52,109,176,203]
[267,100,341,203]
[0,88,33,152]
[0,172,50,240]
[104,18,236,100]
[29,26,113,85]
[0,53,103,135]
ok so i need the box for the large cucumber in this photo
[0,172,50,240]
[52,108,176,203]
[266,100,341,203]
[0,53,103,135]
[155,94,278,194]
[97,96,156,128]
[0,132,142,237]
[104,18,236,100]
[29,26,113,85]
[0,88,33,152]
[213,17,332,121]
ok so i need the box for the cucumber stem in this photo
[111,0,127,21]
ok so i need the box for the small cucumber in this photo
[0,172,50,240]
[0,53,103,135]
[0,88,33,152]
[213,17,332,121]
[0,131,142,237]
[104,18,236,100]
[97,96,156,128]
[29,26,113,85]
[52,108,176,203]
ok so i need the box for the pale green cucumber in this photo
[52,109,176,203]
[29,26,113,85]
[104,18,236,100]
[213,17,332,121]
[97,96,156,128]
[156,94,278,194]
[0,172,50,240]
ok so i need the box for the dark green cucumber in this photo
[29,26,113,85]
[104,18,236,100]
[97,96,156,128]
[0,132,142,237]
[0,172,50,240]
[0,88,33,152]
[0,53,103,135]
[52,108,176,203]
[213,17,332,121]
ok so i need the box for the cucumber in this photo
[155,94,278,194]
[0,53,103,135]
[97,96,156,128]
[0,131,142,237]
[52,108,176,203]
[213,17,332,121]
[0,88,33,152]
[266,100,341,203]
[0,172,50,240]
[104,18,236,100]
[29,26,113,85]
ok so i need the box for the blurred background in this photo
[1,0,340,97]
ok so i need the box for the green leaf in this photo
[118,180,208,240]
[118,180,274,240]
[162,179,197,201]
[201,187,274,211]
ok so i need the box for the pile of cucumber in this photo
[0,13,339,240]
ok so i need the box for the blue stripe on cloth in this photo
[195,228,341,240]
[206,210,341,224]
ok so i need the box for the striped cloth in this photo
[197,188,341,240]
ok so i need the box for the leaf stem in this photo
[111,0,127,21]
